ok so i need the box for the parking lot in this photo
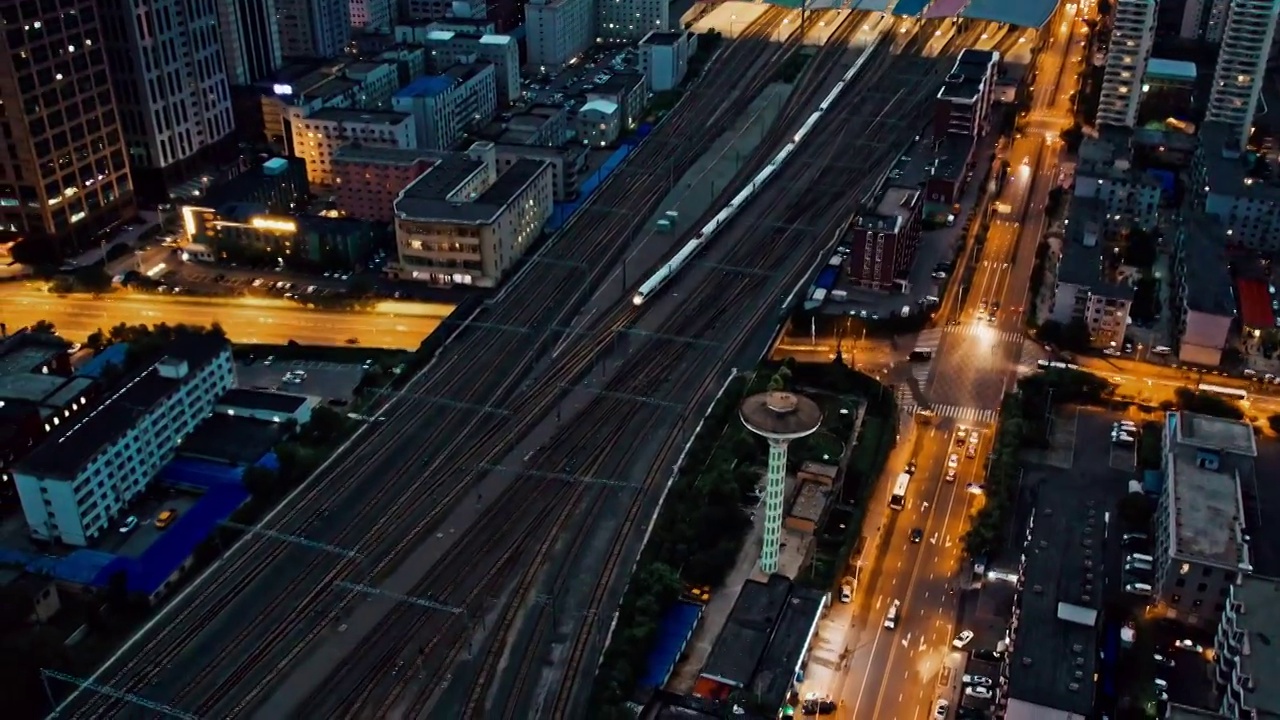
[100,489,202,559]
[237,358,365,402]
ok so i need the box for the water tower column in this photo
[760,437,790,574]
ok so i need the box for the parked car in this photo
[964,686,993,699]
[910,528,924,544]
[155,509,178,529]
[118,516,139,534]
[972,649,1005,662]
[952,630,974,648]
[962,674,993,687]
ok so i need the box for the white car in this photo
[948,453,960,468]
[934,699,949,719]
[1103,348,1121,356]
[1125,582,1152,595]
[962,674,993,687]
[1174,639,1204,652]
[952,630,974,648]
[964,685,993,699]
[966,483,985,495]
[118,516,139,533]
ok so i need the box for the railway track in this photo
[62,9,824,720]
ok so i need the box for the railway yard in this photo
[57,9,1042,719]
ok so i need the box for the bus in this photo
[1198,383,1247,401]
[889,473,910,510]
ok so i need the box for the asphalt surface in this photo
[835,7,1091,719]
[55,8,862,719]
[1,285,447,349]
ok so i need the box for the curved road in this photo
[0,285,449,348]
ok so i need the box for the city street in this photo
[0,284,450,348]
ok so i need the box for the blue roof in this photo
[853,0,893,8]
[637,600,703,691]
[76,343,129,378]
[394,75,454,98]
[960,0,1056,27]
[891,0,931,16]
[546,144,632,233]
[159,457,246,491]
[816,267,839,291]
[93,484,249,595]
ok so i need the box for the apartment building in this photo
[526,0,595,68]
[14,335,235,546]
[262,61,403,151]
[277,0,351,59]
[402,0,487,23]
[1194,121,1280,250]
[600,0,668,40]
[1206,0,1280,149]
[846,187,923,290]
[100,0,237,202]
[332,145,444,222]
[1073,134,1163,231]
[589,72,648,131]
[391,64,498,150]
[1097,0,1156,128]
[1139,58,1197,125]
[417,29,520,105]
[292,109,417,186]
[1048,199,1134,349]
[639,31,696,92]
[492,144,585,201]
[487,105,569,146]
[392,142,553,287]
[215,0,283,86]
[1213,576,1280,718]
[934,49,1000,138]
[0,0,136,256]
[1171,213,1237,366]
[1151,411,1256,627]
[350,0,395,30]
[578,100,622,146]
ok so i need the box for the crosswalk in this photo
[943,325,1026,345]
[900,401,1000,424]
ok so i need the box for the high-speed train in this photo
[632,32,887,307]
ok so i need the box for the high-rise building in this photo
[0,0,135,257]
[351,0,396,31]
[216,0,283,86]
[526,0,595,68]
[1206,0,1280,149]
[934,49,1000,138]
[1097,0,1156,128]
[278,0,352,59]
[600,0,668,41]
[100,0,237,201]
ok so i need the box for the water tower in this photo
[740,390,823,574]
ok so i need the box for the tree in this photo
[299,406,350,446]
[1123,228,1159,269]
[86,328,107,351]
[1119,491,1153,531]
[242,465,280,498]
[1269,414,1280,435]
[29,320,56,335]
[348,274,375,298]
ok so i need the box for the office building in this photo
[392,64,498,149]
[1180,0,1233,40]
[1097,0,1156,128]
[1193,121,1280,250]
[526,0,595,68]
[1073,134,1163,231]
[197,156,311,214]
[260,60,403,151]
[0,0,136,257]
[1206,0,1280,149]
[402,0,487,23]
[1047,199,1134,349]
[14,335,234,546]
[492,144,585,201]
[934,49,1000,137]
[184,203,382,271]
[638,31,695,92]
[1171,213,1237,366]
[333,145,443,222]
[588,72,648,131]
[99,0,237,202]
[482,105,569,146]
[216,0,283,86]
[351,0,395,30]
[415,28,520,105]
[577,100,621,146]
[600,0,668,40]
[392,142,553,287]
[278,0,351,59]
[1151,411,1256,627]
[1213,576,1280,718]
[293,109,416,186]
[846,187,923,290]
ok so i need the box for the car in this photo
[934,699,949,719]
[955,429,968,446]
[962,674,993,687]
[118,516,139,534]
[1153,653,1175,667]
[155,509,178,529]
[839,579,853,603]
[1103,348,1121,356]
[263,355,275,366]
[1124,582,1152,595]
[910,528,924,543]
[1123,342,1134,353]
[932,271,948,279]
[1154,678,1168,690]
[966,443,978,459]
[964,685,993,699]
[948,454,959,468]
[991,301,1000,312]
[966,483,985,495]
[952,630,974,648]
[1123,532,1148,542]
[1127,553,1154,563]
[1114,421,1138,430]
[1174,639,1204,652]
[972,649,1005,662]
[1112,433,1135,446]
[977,301,988,313]
[946,468,958,482]
[906,461,917,475]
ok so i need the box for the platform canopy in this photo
[958,0,1057,27]
[748,0,1056,29]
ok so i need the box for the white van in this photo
[1127,553,1154,563]
[884,599,901,630]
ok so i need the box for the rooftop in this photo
[1057,198,1134,300]
[1076,132,1163,186]
[699,574,792,687]
[938,49,997,102]
[217,388,311,415]
[641,31,688,46]
[788,481,828,523]
[16,334,230,480]
[179,414,284,467]
[333,145,445,166]
[595,72,645,96]
[396,159,549,224]
[306,108,412,126]
[960,0,1057,27]
[1146,57,1197,82]
[1177,213,1238,317]
[1004,487,1100,716]
[1165,412,1254,570]
[1229,576,1280,716]
[933,132,975,181]
[0,336,66,377]
[740,391,823,439]
[394,64,493,99]
[580,98,619,115]
[1173,410,1257,457]
[744,587,825,707]
[1199,121,1280,202]
[1164,705,1229,719]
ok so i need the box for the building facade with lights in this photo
[183,202,382,271]
[1097,0,1156,128]
[846,186,924,290]
[600,0,668,40]
[1213,575,1280,717]
[392,26,520,106]
[392,142,553,287]
[14,335,234,546]
[934,48,1000,138]
[332,146,444,223]
[0,0,136,257]
[391,64,499,151]
[638,31,694,92]
[1193,121,1280,250]
[292,108,417,187]
[525,0,595,68]
[1205,0,1280,149]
